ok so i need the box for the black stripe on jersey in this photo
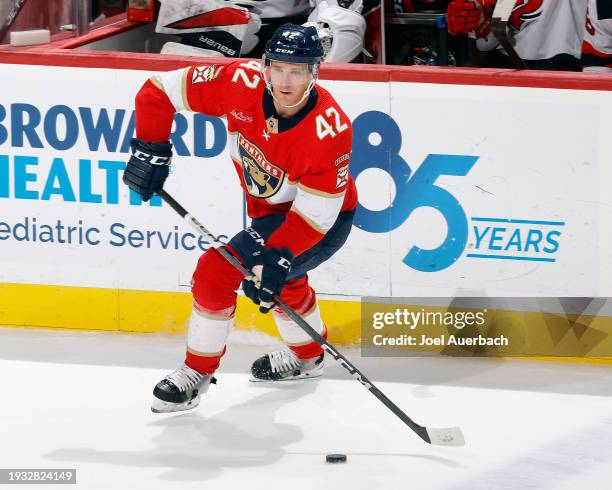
[582,52,612,67]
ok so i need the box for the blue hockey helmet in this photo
[261,24,324,109]
[263,24,324,64]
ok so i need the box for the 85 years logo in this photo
[351,111,478,272]
[351,111,563,273]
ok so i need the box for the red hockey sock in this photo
[289,327,327,360]
[185,346,226,374]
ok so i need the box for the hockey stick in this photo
[490,0,528,69]
[0,0,28,44]
[158,188,465,447]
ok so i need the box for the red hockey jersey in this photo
[135,60,357,257]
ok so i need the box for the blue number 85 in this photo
[351,111,479,272]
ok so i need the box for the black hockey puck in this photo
[326,453,347,464]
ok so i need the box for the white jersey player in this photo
[447,0,588,70]
[156,0,369,62]
[582,0,612,72]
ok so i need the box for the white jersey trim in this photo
[291,184,345,233]
[156,68,191,112]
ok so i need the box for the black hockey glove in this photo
[247,248,293,314]
[242,278,260,307]
[123,138,173,202]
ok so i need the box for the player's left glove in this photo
[246,248,293,314]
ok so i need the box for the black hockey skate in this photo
[151,364,216,413]
[250,348,324,382]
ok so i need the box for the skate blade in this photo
[249,370,323,383]
[151,397,201,413]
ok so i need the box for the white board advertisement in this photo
[0,63,611,298]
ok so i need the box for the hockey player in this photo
[582,0,612,72]
[123,24,357,413]
[156,0,371,63]
[446,0,588,71]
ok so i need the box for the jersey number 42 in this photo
[316,108,348,140]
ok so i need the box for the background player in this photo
[123,24,357,413]
[582,0,612,72]
[447,0,588,70]
[156,0,371,62]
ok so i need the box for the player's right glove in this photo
[246,248,293,314]
[123,138,173,202]
[447,0,493,38]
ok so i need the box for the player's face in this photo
[267,61,312,107]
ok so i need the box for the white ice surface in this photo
[1,328,611,490]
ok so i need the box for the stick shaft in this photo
[492,20,529,69]
[158,189,434,444]
[489,0,529,69]
[0,0,28,43]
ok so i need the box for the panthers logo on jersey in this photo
[237,134,285,198]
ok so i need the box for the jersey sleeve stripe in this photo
[150,75,164,91]
[291,187,345,233]
[182,68,193,111]
[289,206,327,234]
[298,182,347,199]
[156,67,190,112]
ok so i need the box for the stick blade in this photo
[426,427,465,447]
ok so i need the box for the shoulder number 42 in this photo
[231,61,261,89]
[316,107,348,140]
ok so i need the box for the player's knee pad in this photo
[191,247,244,311]
[273,284,325,347]
[187,302,234,356]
